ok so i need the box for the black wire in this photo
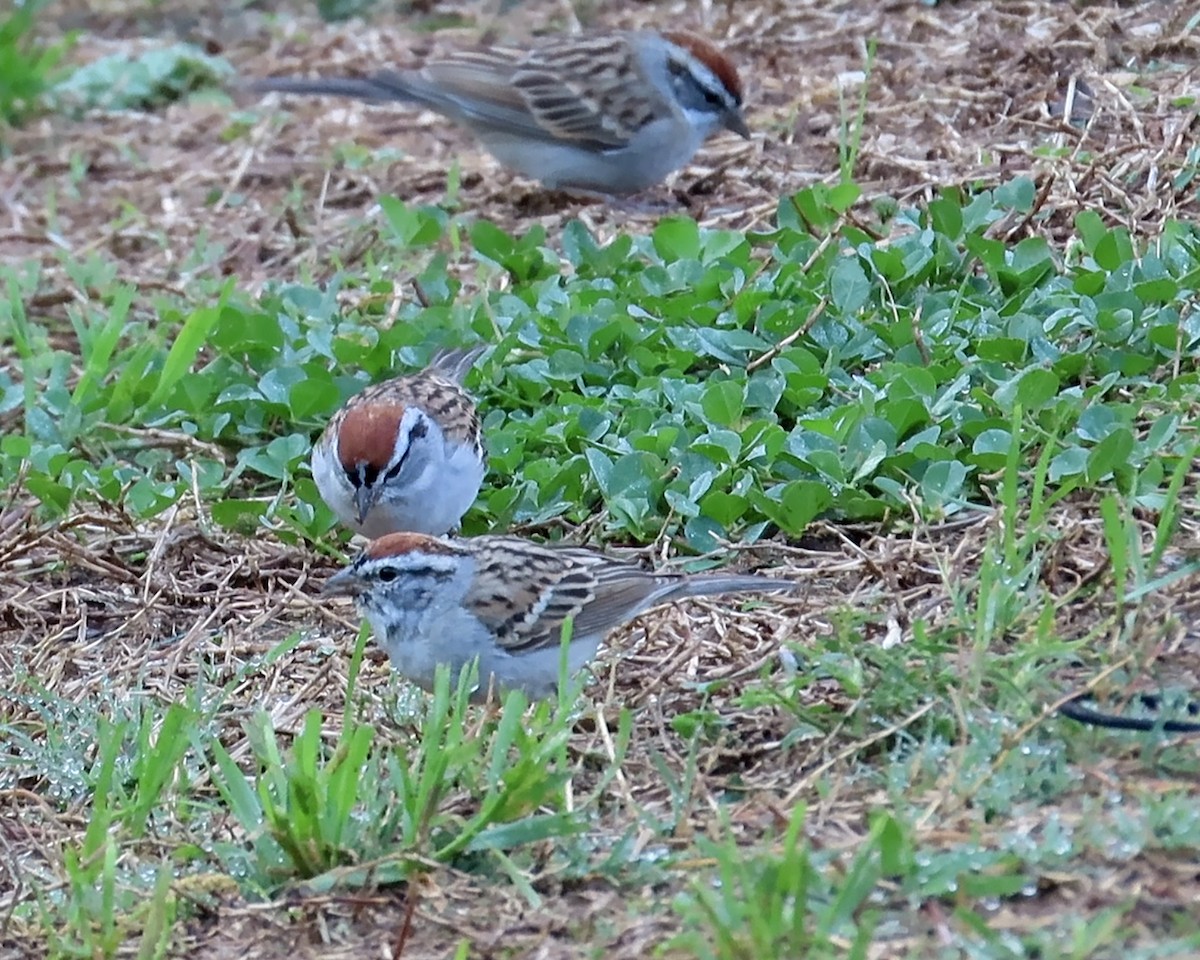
[1058,691,1200,735]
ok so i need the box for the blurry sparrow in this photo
[322,532,788,700]
[311,346,486,538]
[251,30,749,195]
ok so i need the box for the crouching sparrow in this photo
[322,532,789,700]
[250,30,750,195]
[311,346,487,538]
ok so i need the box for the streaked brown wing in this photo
[512,35,663,149]
[418,51,529,112]
[414,36,663,150]
[403,51,582,146]
[462,539,663,653]
[569,561,673,639]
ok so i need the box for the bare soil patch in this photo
[5,0,1197,295]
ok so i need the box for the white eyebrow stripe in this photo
[362,551,463,576]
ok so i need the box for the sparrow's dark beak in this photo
[322,568,362,598]
[354,484,374,525]
[724,107,751,140]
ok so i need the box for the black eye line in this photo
[370,560,459,585]
[669,61,729,110]
[382,418,429,484]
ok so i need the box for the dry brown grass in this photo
[6,0,1198,293]
[5,495,1200,957]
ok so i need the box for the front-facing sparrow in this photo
[311,346,486,538]
[250,30,750,195]
[322,532,789,700]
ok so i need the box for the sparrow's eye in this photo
[378,566,399,583]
